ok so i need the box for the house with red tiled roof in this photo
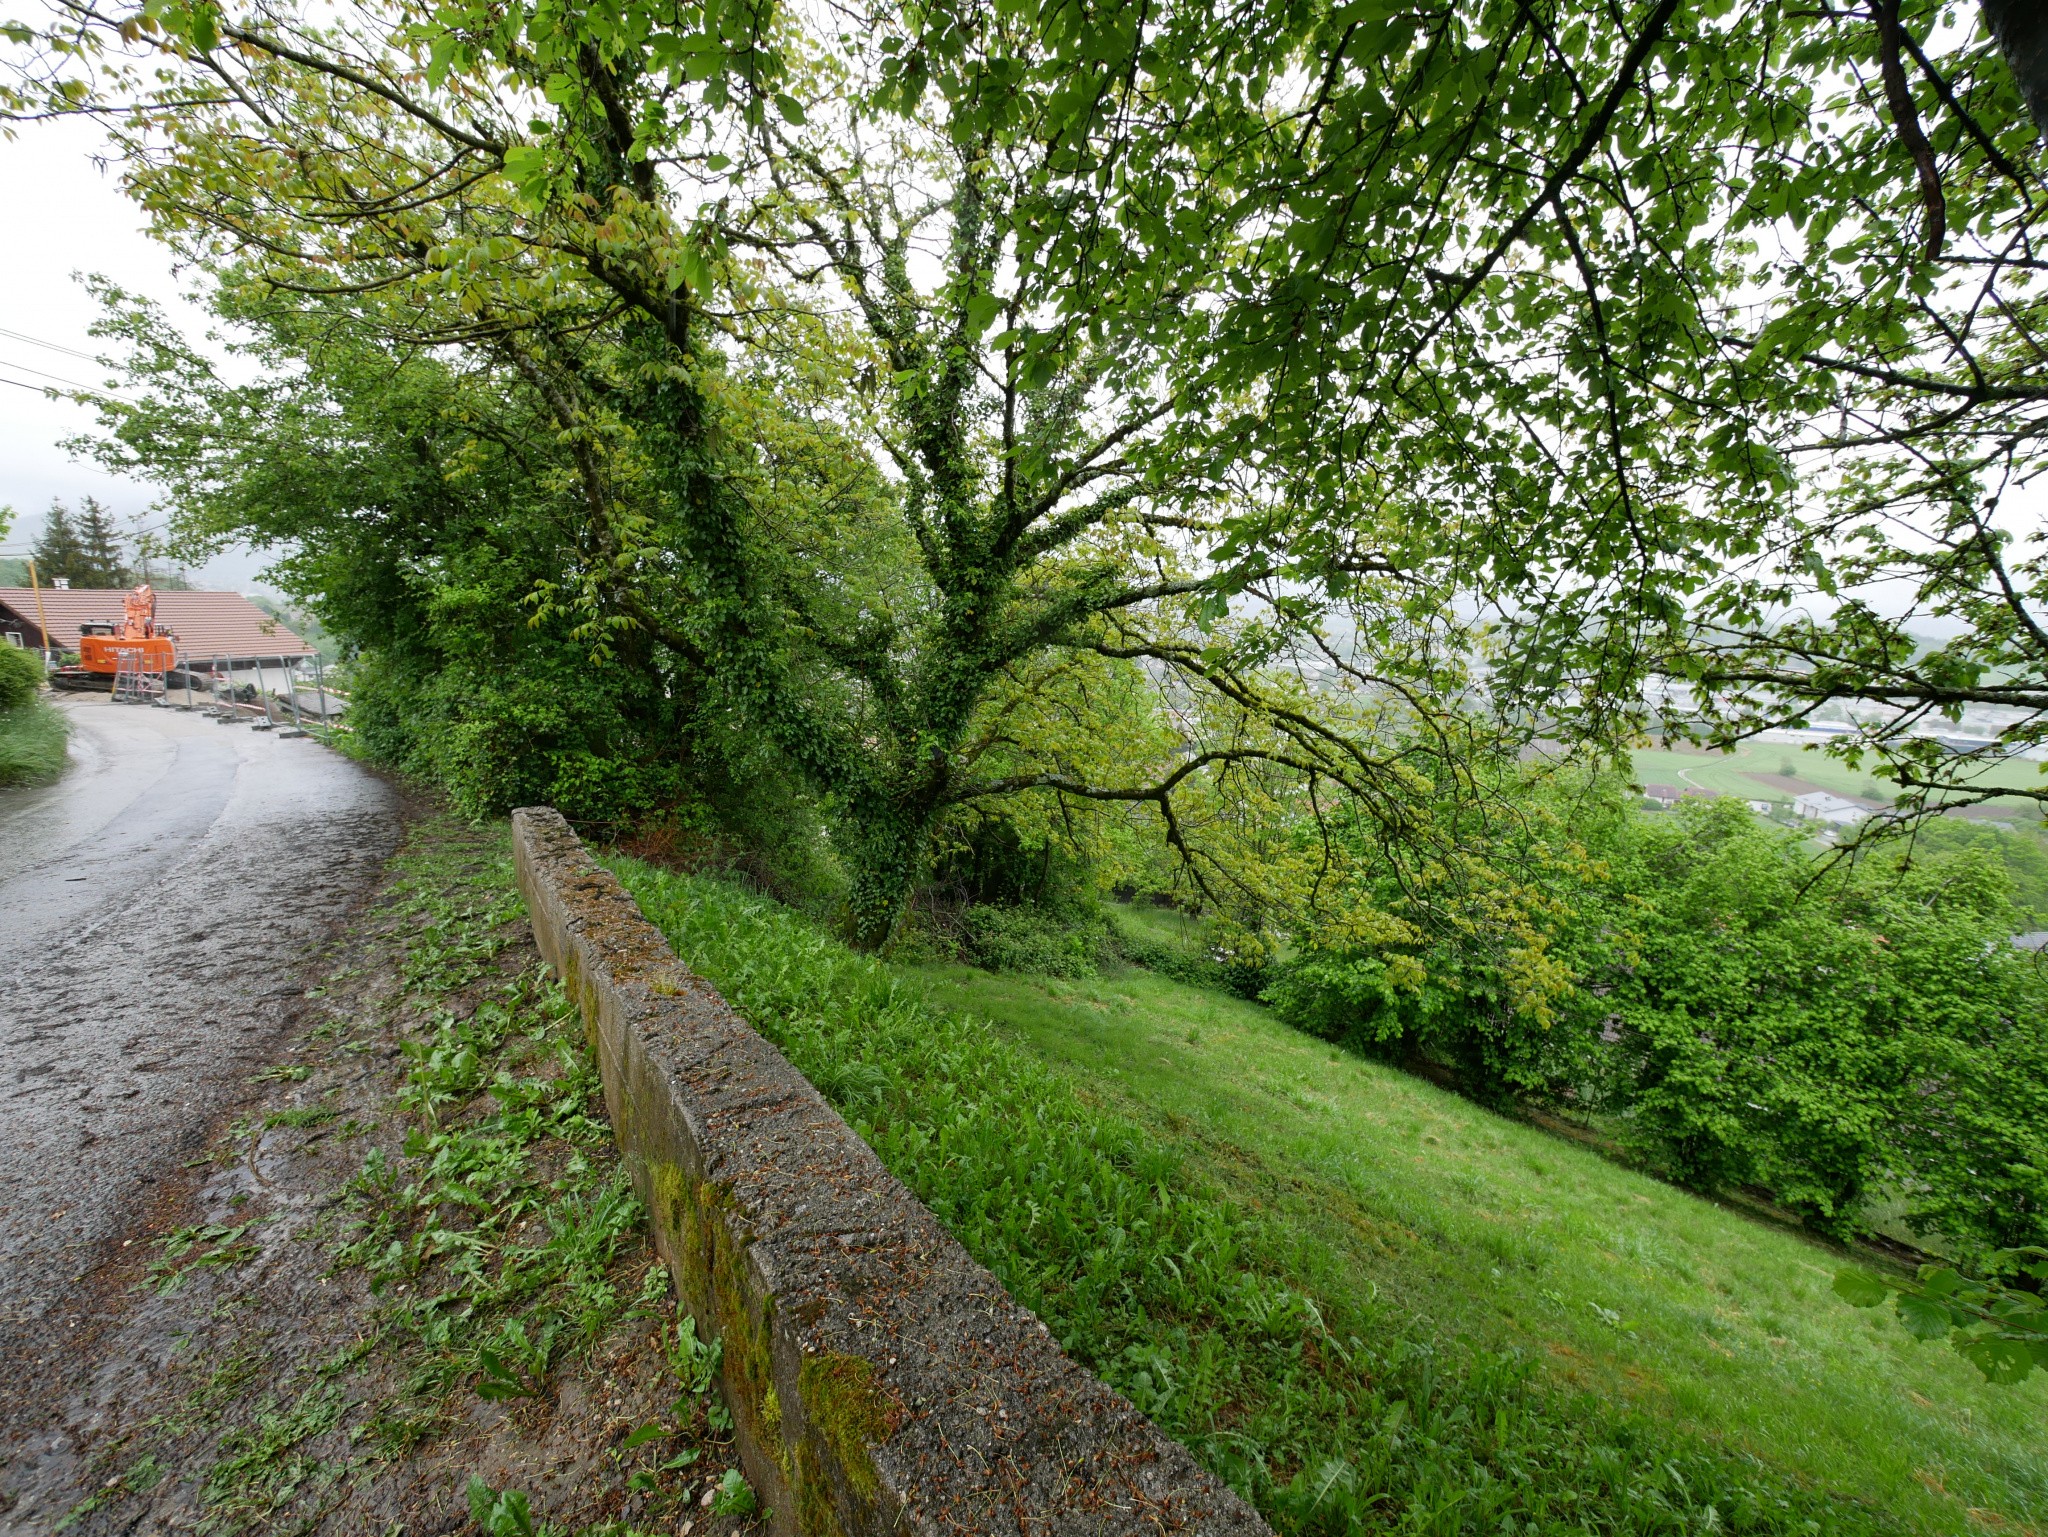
[0,588,315,667]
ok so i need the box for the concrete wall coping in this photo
[512,807,1271,1537]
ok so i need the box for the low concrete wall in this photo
[512,808,1270,1537]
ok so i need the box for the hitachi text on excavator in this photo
[48,584,180,692]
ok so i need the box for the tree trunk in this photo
[1984,0,2048,139]
[840,800,934,952]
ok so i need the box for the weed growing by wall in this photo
[318,842,750,1523]
[92,824,755,1537]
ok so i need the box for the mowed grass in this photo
[912,961,2048,1536]
[609,856,2047,1537]
[1115,900,1214,949]
[1631,739,2045,814]
[0,698,68,787]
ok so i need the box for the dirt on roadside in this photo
[0,815,759,1537]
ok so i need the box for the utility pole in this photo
[26,556,52,666]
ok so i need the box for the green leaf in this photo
[467,1478,535,1537]
[1920,1267,1965,1298]
[620,1421,667,1450]
[501,144,550,199]
[1896,1293,1954,1341]
[964,293,1005,338]
[1832,1269,1891,1308]
[711,1467,757,1516]
[475,1346,534,1399]
[1958,1337,2036,1386]
[775,93,806,125]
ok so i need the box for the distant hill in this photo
[250,594,340,663]
[0,556,198,591]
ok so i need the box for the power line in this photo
[0,374,71,398]
[0,326,102,364]
[0,357,118,393]
[0,367,137,407]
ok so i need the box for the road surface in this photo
[0,693,399,1384]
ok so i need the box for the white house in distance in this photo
[1791,789,1869,826]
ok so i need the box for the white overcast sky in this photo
[0,115,277,592]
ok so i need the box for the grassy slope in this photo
[611,858,2044,1536]
[1116,902,1214,947]
[910,961,2048,1534]
[1631,741,2045,812]
[0,698,68,787]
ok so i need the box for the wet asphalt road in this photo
[0,694,399,1380]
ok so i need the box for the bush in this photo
[962,902,1102,978]
[1593,810,2048,1244]
[0,704,68,787]
[1260,790,2048,1252]
[1110,913,1269,999]
[0,644,43,710]
[345,649,692,829]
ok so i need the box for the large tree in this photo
[28,500,83,585]
[833,0,2048,828]
[11,0,2047,931]
[73,496,129,587]
[5,0,1527,951]
[27,496,125,586]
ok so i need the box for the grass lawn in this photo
[1114,900,1214,949]
[0,698,69,787]
[1630,740,2046,814]
[912,962,2048,1536]
[611,858,2048,1537]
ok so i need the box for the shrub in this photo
[345,650,691,828]
[0,648,62,785]
[0,643,43,710]
[1111,914,1269,999]
[962,902,1101,978]
[1260,790,2048,1251]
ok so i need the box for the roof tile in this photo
[0,588,316,663]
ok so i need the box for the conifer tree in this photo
[30,501,84,586]
[73,497,129,588]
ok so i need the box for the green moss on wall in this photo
[799,1353,898,1503]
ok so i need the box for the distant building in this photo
[1791,789,1869,826]
[0,587,315,668]
[1642,784,1682,809]
[1746,799,1775,815]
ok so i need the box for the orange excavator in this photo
[49,584,180,692]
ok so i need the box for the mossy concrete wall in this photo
[512,807,1271,1537]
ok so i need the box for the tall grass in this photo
[610,857,1930,1537]
[0,698,68,787]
